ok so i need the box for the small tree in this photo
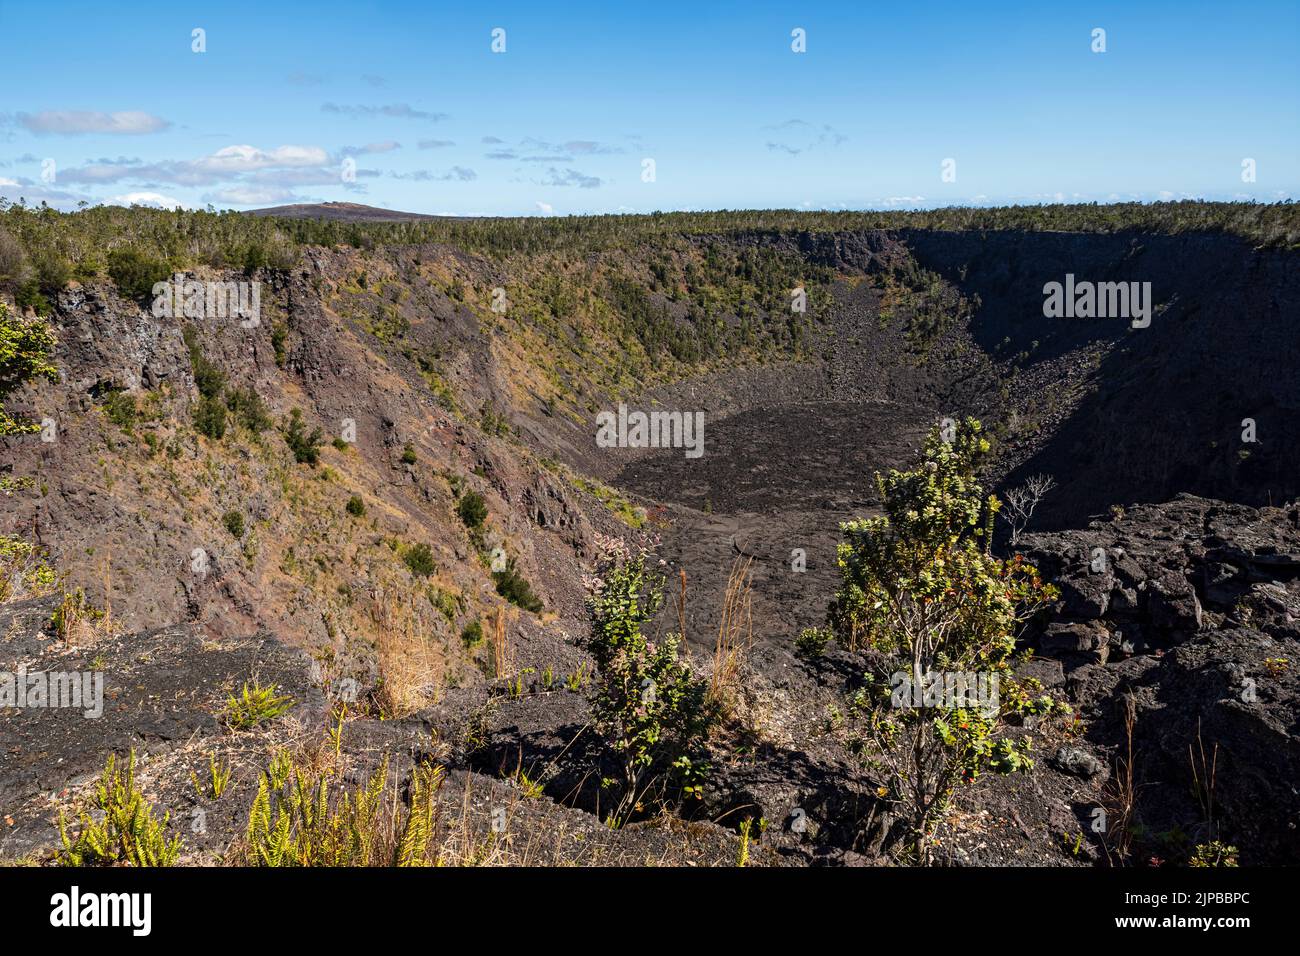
[107,247,170,305]
[403,542,437,578]
[1000,473,1057,546]
[283,408,323,465]
[456,489,487,528]
[194,395,227,439]
[0,301,57,436]
[827,418,1059,862]
[0,227,27,291]
[581,537,714,826]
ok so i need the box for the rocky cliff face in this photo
[903,230,1300,526]
[1,247,610,678]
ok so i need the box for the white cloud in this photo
[535,201,553,215]
[202,185,302,206]
[19,110,171,135]
[322,103,447,121]
[106,191,189,209]
[196,144,330,172]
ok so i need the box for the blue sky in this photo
[2,0,1296,215]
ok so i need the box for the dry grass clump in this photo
[708,558,755,719]
[369,586,444,717]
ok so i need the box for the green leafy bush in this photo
[461,618,484,648]
[223,510,245,538]
[400,442,418,464]
[107,247,170,304]
[826,418,1059,862]
[14,281,51,315]
[580,541,714,824]
[270,321,288,367]
[1189,840,1239,867]
[102,390,137,431]
[0,226,26,291]
[194,394,227,439]
[30,246,71,298]
[345,494,366,517]
[428,586,458,622]
[225,386,272,431]
[795,626,832,658]
[403,543,437,578]
[283,408,323,465]
[456,490,487,529]
[0,301,58,436]
[0,532,58,603]
[184,327,226,399]
[493,557,543,613]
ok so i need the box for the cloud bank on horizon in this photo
[2,0,1296,216]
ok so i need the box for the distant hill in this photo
[244,201,449,222]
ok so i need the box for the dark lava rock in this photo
[1050,746,1105,779]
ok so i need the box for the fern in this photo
[395,764,443,867]
[224,680,294,730]
[244,752,444,867]
[58,751,182,866]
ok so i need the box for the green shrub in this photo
[1189,840,1240,867]
[456,490,487,529]
[0,302,58,436]
[223,510,245,538]
[0,226,26,291]
[225,680,294,730]
[239,238,296,274]
[184,327,226,399]
[428,586,458,622]
[194,394,227,439]
[283,408,323,465]
[403,542,437,578]
[580,543,714,824]
[345,495,366,517]
[102,390,137,431]
[107,247,170,304]
[30,246,71,299]
[826,418,1059,863]
[493,557,543,613]
[461,619,484,648]
[14,280,51,315]
[0,532,58,603]
[270,321,288,367]
[480,400,512,437]
[225,386,272,431]
[58,751,182,866]
[400,442,418,465]
[795,626,832,659]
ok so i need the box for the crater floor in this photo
[615,399,935,649]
